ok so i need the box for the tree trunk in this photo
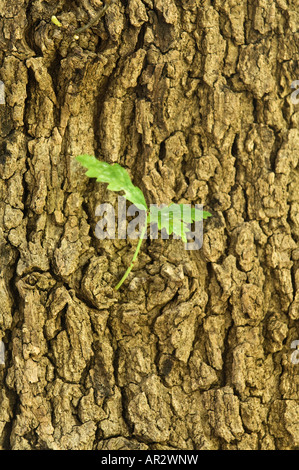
[0,0,299,450]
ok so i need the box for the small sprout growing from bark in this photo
[51,16,62,27]
[76,155,212,290]
[51,1,113,38]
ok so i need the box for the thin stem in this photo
[74,0,112,35]
[115,218,148,291]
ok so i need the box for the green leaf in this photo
[149,203,212,243]
[76,155,148,211]
[191,207,212,220]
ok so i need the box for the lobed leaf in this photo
[76,154,148,211]
[149,203,212,243]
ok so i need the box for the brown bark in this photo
[0,0,299,450]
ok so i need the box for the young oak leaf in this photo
[149,203,212,243]
[76,154,148,211]
[191,206,212,221]
[149,204,188,243]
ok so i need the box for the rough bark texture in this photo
[0,0,299,450]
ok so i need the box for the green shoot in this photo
[51,16,62,27]
[76,155,212,290]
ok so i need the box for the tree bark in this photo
[0,0,299,450]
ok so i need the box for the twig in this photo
[74,0,113,35]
